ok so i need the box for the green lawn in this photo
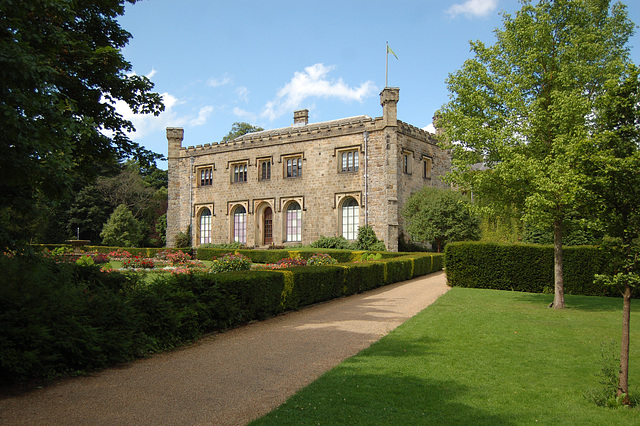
[252,288,640,425]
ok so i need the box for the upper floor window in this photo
[259,160,271,181]
[285,156,302,178]
[341,150,359,172]
[199,167,213,186]
[403,153,411,174]
[423,157,432,179]
[232,162,248,183]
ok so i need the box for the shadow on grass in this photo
[509,291,629,313]
[254,370,515,425]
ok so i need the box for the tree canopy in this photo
[437,0,634,308]
[222,122,264,142]
[402,187,480,252]
[0,0,164,248]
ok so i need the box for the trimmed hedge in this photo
[1,251,443,384]
[444,242,616,296]
[195,247,400,264]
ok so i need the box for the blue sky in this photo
[116,0,640,168]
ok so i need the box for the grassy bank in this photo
[253,288,640,424]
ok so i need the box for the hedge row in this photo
[31,244,192,258]
[0,251,442,384]
[195,247,401,264]
[444,242,617,297]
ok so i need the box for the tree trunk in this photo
[552,218,565,309]
[618,282,631,404]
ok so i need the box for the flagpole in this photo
[385,41,389,88]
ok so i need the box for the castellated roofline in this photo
[180,115,377,154]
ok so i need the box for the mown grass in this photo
[252,288,640,425]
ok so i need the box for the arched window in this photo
[342,198,359,240]
[199,208,211,244]
[286,202,301,242]
[233,206,246,244]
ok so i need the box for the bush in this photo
[209,252,252,273]
[311,235,353,249]
[355,226,386,251]
[307,253,338,266]
[272,256,307,269]
[199,242,245,250]
[100,204,144,247]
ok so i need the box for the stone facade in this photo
[166,87,451,251]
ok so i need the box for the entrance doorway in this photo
[263,207,273,245]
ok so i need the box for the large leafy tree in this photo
[437,0,634,308]
[0,0,164,248]
[588,66,640,405]
[402,187,481,252]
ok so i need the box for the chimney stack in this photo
[293,109,309,126]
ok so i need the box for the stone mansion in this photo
[166,87,451,251]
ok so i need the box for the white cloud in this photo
[261,63,377,121]
[190,105,215,127]
[423,123,436,134]
[235,86,249,103]
[233,107,257,123]
[208,74,232,87]
[109,91,215,139]
[446,0,498,18]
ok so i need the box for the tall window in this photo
[233,206,246,244]
[423,157,432,179]
[403,153,411,174]
[342,198,359,240]
[286,157,302,178]
[259,160,271,181]
[341,150,359,172]
[233,163,247,183]
[200,167,213,186]
[199,208,211,244]
[286,202,302,242]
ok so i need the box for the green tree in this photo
[221,122,264,142]
[355,225,386,251]
[100,204,143,247]
[0,0,164,248]
[437,0,634,308]
[587,66,640,405]
[402,187,480,252]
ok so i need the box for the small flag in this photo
[387,44,399,60]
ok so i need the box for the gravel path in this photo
[0,271,449,425]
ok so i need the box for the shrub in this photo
[76,255,95,267]
[100,204,144,247]
[174,225,191,248]
[355,225,386,251]
[209,252,252,273]
[307,253,338,266]
[310,235,353,249]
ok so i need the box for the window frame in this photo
[285,201,302,242]
[196,165,214,186]
[259,159,271,181]
[231,161,248,183]
[340,149,359,173]
[341,198,359,240]
[284,155,303,178]
[422,156,432,179]
[232,205,247,244]
[199,207,212,244]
